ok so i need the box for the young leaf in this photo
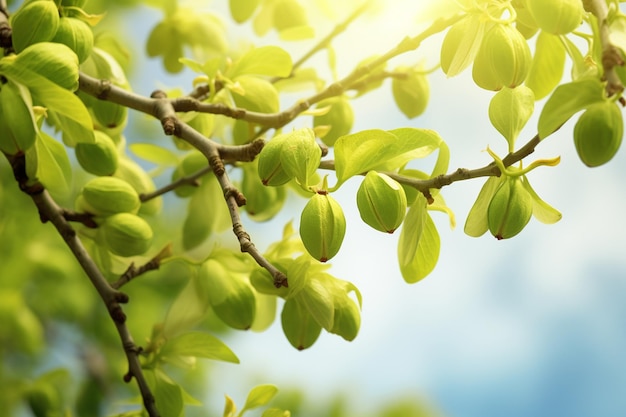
[262,408,291,417]
[130,143,179,167]
[398,194,427,267]
[228,46,293,78]
[389,127,449,177]
[231,75,280,113]
[525,31,566,100]
[224,394,237,417]
[522,177,562,224]
[144,370,184,417]
[398,199,441,283]
[440,14,486,77]
[488,86,535,148]
[160,331,239,364]
[240,384,279,415]
[464,176,505,237]
[230,0,261,23]
[538,78,605,140]
[26,132,72,198]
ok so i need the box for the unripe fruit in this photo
[391,67,430,119]
[313,97,354,146]
[526,0,583,35]
[81,176,140,216]
[114,158,162,215]
[102,212,153,257]
[573,101,624,167]
[257,135,292,186]
[273,0,307,31]
[281,298,322,350]
[75,130,119,176]
[0,81,37,155]
[356,171,407,233]
[300,193,346,262]
[200,259,256,330]
[488,177,532,239]
[242,165,287,221]
[10,0,60,53]
[14,42,80,91]
[171,151,207,197]
[472,23,531,91]
[51,17,94,64]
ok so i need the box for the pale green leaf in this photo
[161,331,239,364]
[163,272,210,338]
[389,127,449,177]
[230,0,261,23]
[441,14,486,77]
[179,57,205,73]
[240,384,279,415]
[229,46,293,78]
[464,176,504,237]
[295,279,334,331]
[130,143,179,167]
[488,86,535,148]
[145,370,184,417]
[27,132,72,198]
[231,75,280,113]
[428,193,456,229]
[398,194,427,266]
[262,408,291,417]
[537,77,605,140]
[398,208,440,284]
[279,25,315,41]
[525,31,566,100]
[522,177,562,224]
[224,395,237,417]
[250,293,277,332]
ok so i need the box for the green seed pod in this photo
[273,0,307,31]
[102,212,153,257]
[357,171,407,233]
[171,151,207,198]
[281,298,322,350]
[472,23,531,91]
[391,66,430,119]
[200,259,256,330]
[51,17,94,64]
[487,176,533,240]
[313,96,354,146]
[114,158,162,215]
[257,134,293,186]
[81,176,140,216]
[300,193,346,262]
[10,0,60,53]
[242,163,287,221]
[526,0,583,35]
[574,101,624,167]
[14,42,80,91]
[75,130,119,176]
[0,81,37,155]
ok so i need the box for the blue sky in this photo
[122,2,626,416]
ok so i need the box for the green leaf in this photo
[441,14,487,77]
[250,293,277,332]
[145,370,184,417]
[163,271,210,338]
[0,60,94,146]
[231,75,280,113]
[161,331,239,364]
[26,132,72,198]
[240,384,278,415]
[333,128,447,186]
[229,46,292,78]
[464,176,505,237]
[262,408,291,417]
[522,177,562,224]
[488,86,535,148]
[398,197,440,283]
[130,143,179,167]
[537,77,605,140]
[295,278,335,331]
[230,0,261,23]
[525,31,566,100]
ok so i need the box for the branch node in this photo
[209,155,225,176]
[150,89,167,99]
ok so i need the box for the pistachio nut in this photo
[10,0,60,53]
[14,42,80,91]
[313,96,354,146]
[51,17,94,64]
[75,130,119,176]
[102,212,153,257]
[356,171,407,233]
[329,293,361,342]
[81,176,140,216]
[200,259,257,330]
[574,101,624,167]
[526,0,583,35]
[281,297,322,350]
[114,158,162,215]
[300,193,346,262]
[257,134,293,186]
[487,176,533,239]
[472,23,531,91]
[171,151,207,197]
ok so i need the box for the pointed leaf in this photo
[538,77,605,140]
[525,31,566,100]
[229,46,292,78]
[464,176,505,237]
[488,86,535,147]
[240,384,279,414]
[398,203,440,284]
[144,370,184,417]
[130,143,179,167]
[522,177,562,224]
[26,132,72,198]
[161,331,239,363]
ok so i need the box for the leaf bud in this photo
[102,212,153,257]
[526,0,583,35]
[472,23,531,91]
[14,42,80,91]
[487,176,533,240]
[10,0,60,53]
[200,259,257,330]
[313,96,354,146]
[278,128,321,187]
[300,193,346,262]
[81,176,140,216]
[75,130,119,176]
[391,66,430,119]
[257,134,293,186]
[51,17,94,64]
[356,171,407,233]
[281,298,322,350]
[573,101,623,167]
